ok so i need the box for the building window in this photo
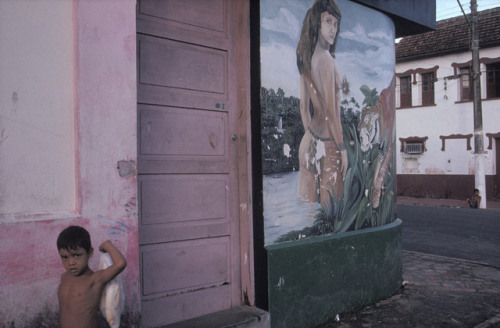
[399,137,428,155]
[400,75,412,108]
[421,72,435,106]
[486,62,500,99]
[460,67,473,101]
[405,141,425,154]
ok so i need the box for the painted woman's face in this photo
[320,11,338,46]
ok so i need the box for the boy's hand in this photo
[95,240,127,285]
[99,240,113,253]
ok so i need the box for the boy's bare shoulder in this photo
[59,271,71,284]
[59,270,99,289]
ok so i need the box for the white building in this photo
[395,7,500,201]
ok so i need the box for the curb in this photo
[403,250,500,270]
[474,314,500,328]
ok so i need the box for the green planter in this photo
[266,219,402,328]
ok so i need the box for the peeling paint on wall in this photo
[425,167,445,174]
[117,160,136,178]
[402,156,419,173]
[0,0,140,326]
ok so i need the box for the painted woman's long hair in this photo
[296,0,341,74]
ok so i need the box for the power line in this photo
[436,0,500,20]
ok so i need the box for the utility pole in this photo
[471,0,487,208]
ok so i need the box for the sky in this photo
[259,0,500,101]
[436,0,500,20]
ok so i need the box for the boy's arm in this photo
[96,240,127,284]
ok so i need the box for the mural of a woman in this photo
[296,0,347,204]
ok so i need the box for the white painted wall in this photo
[396,47,500,176]
[0,0,76,218]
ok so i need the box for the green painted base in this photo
[266,219,402,328]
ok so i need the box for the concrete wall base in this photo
[266,219,402,328]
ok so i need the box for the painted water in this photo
[264,171,320,245]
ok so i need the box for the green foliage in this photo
[312,123,366,234]
[360,85,379,107]
[341,96,360,127]
[276,86,396,243]
[261,87,303,174]
[274,225,320,243]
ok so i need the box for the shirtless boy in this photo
[57,225,127,328]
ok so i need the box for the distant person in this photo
[465,189,481,209]
[57,225,127,328]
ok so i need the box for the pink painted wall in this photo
[0,0,139,326]
[75,1,140,323]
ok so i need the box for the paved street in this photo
[318,202,500,327]
[398,204,500,267]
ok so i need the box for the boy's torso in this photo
[58,270,102,328]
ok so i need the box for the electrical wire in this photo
[436,0,499,20]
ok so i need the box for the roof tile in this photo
[396,7,500,62]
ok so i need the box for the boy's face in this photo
[59,247,93,276]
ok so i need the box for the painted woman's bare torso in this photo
[309,46,339,140]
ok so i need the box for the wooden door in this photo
[137,1,249,326]
[421,72,434,106]
[400,75,412,107]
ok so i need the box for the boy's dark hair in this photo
[57,225,92,253]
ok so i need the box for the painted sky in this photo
[260,0,395,106]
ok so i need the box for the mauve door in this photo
[137,1,243,326]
